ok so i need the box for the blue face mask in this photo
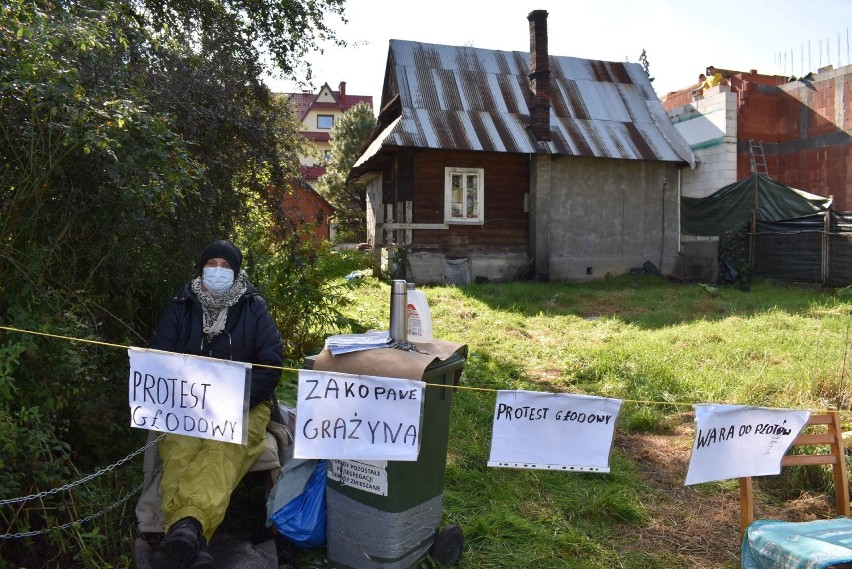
[202,266,234,295]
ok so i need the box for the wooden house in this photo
[274,180,335,242]
[350,10,695,283]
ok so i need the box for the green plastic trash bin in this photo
[306,348,466,569]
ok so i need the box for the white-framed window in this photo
[444,167,484,224]
[317,115,334,129]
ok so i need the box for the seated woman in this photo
[149,240,283,569]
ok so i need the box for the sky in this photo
[265,0,852,108]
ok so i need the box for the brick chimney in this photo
[528,10,551,142]
[338,81,346,103]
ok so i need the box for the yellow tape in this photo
[0,325,843,414]
[0,325,302,372]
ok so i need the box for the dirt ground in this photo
[613,414,836,569]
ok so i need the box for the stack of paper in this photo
[324,331,391,356]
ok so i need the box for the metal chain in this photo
[0,433,164,507]
[0,465,161,540]
[389,339,429,354]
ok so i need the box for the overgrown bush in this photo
[237,196,375,362]
[0,290,133,566]
[0,0,355,565]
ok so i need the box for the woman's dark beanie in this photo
[197,240,242,276]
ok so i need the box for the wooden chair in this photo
[739,410,850,534]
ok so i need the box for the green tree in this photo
[315,101,377,237]
[133,0,346,84]
[0,3,200,561]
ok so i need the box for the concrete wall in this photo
[406,252,529,285]
[407,252,447,284]
[665,85,739,282]
[540,155,681,281]
[667,85,739,198]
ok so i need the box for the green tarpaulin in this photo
[681,174,832,236]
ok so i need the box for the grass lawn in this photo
[286,274,852,568]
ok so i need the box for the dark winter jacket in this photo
[149,281,283,408]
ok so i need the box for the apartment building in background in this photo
[286,81,374,188]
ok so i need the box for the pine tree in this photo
[315,101,377,238]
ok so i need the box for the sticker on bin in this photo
[488,390,622,472]
[328,459,389,496]
[294,370,425,461]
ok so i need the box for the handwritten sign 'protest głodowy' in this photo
[488,390,623,472]
[127,348,250,444]
[685,404,810,485]
[294,370,425,461]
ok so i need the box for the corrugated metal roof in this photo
[366,40,692,164]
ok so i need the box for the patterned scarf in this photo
[191,270,249,339]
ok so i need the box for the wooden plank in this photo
[385,202,394,245]
[405,201,412,245]
[396,201,404,246]
[805,414,833,425]
[793,433,839,445]
[739,477,754,535]
[379,223,450,230]
[782,454,840,466]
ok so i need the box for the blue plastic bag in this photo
[268,459,327,549]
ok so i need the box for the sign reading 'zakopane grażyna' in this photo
[127,347,250,445]
[294,370,425,461]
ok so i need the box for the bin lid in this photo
[312,339,467,381]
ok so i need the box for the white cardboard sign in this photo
[488,390,622,472]
[294,370,425,461]
[128,347,250,444]
[327,459,389,496]
[685,404,811,485]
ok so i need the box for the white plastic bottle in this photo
[406,282,433,343]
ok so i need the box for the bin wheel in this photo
[430,525,463,565]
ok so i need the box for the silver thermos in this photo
[389,279,408,342]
